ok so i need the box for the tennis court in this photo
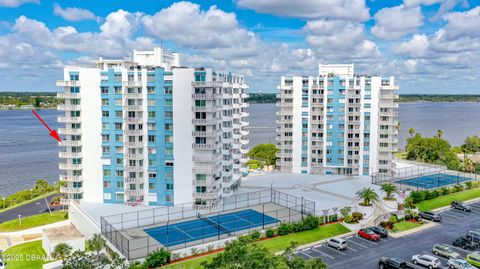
[144,209,278,247]
[396,173,473,189]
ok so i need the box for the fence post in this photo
[137,211,139,228]
[262,204,265,230]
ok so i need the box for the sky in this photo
[0,0,479,93]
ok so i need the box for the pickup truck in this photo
[379,257,414,269]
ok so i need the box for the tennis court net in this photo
[197,212,231,234]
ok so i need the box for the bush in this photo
[409,191,425,203]
[144,248,171,268]
[266,229,275,238]
[440,187,450,195]
[343,215,356,224]
[302,215,320,230]
[466,181,473,189]
[403,197,415,209]
[277,223,293,236]
[352,212,363,222]
[250,231,261,241]
[456,184,464,192]
[388,214,399,224]
[292,222,305,233]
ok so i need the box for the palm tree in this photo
[408,128,415,137]
[436,129,443,139]
[464,158,475,173]
[86,233,106,255]
[380,183,397,199]
[355,187,379,206]
[51,243,72,265]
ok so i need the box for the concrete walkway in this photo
[0,220,70,250]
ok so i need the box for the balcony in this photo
[123,105,143,111]
[381,93,400,99]
[191,81,223,88]
[58,128,82,135]
[124,154,144,160]
[125,177,144,184]
[57,104,81,110]
[193,143,219,151]
[124,129,143,135]
[192,154,220,162]
[59,152,82,158]
[123,93,143,99]
[193,192,220,199]
[191,93,223,100]
[57,80,81,87]
[58,116,81,123]
[59,163,82,170]
[124,142,144,148]
[59,175,82,182]
[59,140,82,147]
[277,102,294,108]
[124,117,143,124]
[192,165,221,174]
[125,166,144,172]
[57,92,81,99]
[125,190,144,197]
[192,131,217,137]
[60,186,83,194]
[192,118,219,125]
[122,81,143,87]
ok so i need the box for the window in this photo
[101,87,109,94]
[116,181,124,188]
[103,181,111,188]
[148,135,156,143]
[70,111,80,117]
[149,183,156,190]
[116,170,124,177]
[166,183,173,190]
[102,111,109,117]
[116,193,124,201]
[103,193,111,200]
[103,170,111,176]
[148,111,155,118]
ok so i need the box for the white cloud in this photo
[142,1,259,58]
[403,0,442,7]
[53,4,99,22]
[0,0,38,7]
[371,5,423,40]
[236,0,370,22]
[393,34,429,57]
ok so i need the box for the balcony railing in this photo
[59,152,82,158]
[57,80,81,87]
[122,81,143,87]
[60,186,83,194]
[58,116,81,123]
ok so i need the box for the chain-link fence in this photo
[101,189,315,260]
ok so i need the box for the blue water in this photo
[0,102,479,196]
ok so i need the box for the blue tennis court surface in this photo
[397,173,472,189]
[144,209,278,247]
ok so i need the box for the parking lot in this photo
[295,201,480,268]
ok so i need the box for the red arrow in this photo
[32,109,62,142]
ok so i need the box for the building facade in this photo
[57,48,249,207]
[276,64,398,176]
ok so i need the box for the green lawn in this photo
[391,221,422,233]
[3,240,50,269]
[164,223,350,269]
[417,188,480,211]
[0,211,68,232]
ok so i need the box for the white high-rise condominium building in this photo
[57,48,249,207]
[276,64,398,176]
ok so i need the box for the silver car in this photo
[412,254,441,268]
[432,243,460,259]
[325,238,347,250]
[447,258,474,269]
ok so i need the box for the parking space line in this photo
[297,251,313,259]
[439,214,458,220]
[310,247,335,259]
[319,245,346,256]
[346,245,358,252]
[344,238,369,249]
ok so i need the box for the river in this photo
[0,102,479,196]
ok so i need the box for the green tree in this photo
[202,237,326,269]
[464,158,475,173]
[463,136,480,154]
[51,243,73,265]
[247,143,278,166]
[408,128,415,137]
[381,183,397,199]
[86,233,106,255]
[355,187,379,206]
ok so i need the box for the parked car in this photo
[325,238,347,250]
[358,228,380,241]
[466,252,480,267]
[369,226,389,238]
[0,258,5,269]
[447,258,474,269]
[412,254,441,269]
[453,236,479,249]
[419,211,441,222]
[451,201,471,212]
[433,244,461,259]
[467,231,480,243]
[379,257,414,269]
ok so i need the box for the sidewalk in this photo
[0,220,70,251]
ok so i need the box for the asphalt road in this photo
[296,201,480,269]
[0,194,63,223]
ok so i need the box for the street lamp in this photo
[30,189,33,200]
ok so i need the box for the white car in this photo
[0,258,5,269]
[325,238,347,250]
[412,254,441,269]
[447,258,474,269]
